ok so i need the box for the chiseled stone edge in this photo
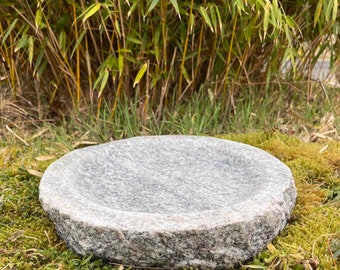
[43,196,293,269]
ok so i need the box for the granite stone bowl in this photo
[39,135,297,269]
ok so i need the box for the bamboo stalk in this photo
[178,0,194,100]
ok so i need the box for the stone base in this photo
[39,136,297,268]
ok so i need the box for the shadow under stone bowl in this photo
[39,135,297,269]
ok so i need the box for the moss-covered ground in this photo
[1,130,340,269]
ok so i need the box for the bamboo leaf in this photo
[285,16,296,29]
[209,5,217,34]
[126,34,142,45]
[215,5,223,33]
[118,54,123,76]
[35,9,43,28]
[189,13,195,33]
[181,66,191,84]
[126,56,137,64]
[34,48,45,76]
[153,25,161,62]
[153,25,161,47]
[99,69,109,96]
[94,70,109,98]
[272,0,282,27]
[102,55,115,69]
[71,29,87,57]
[314,0,323,26]
[263,1,270,39]
[15,34,28,51]
[199,6,214,33]
[127,1,138,18]
[28,36,34,66]
[37,60,48,78]
[169,0,181,19]
[114,20,121,37]
[82,3,101,22]
[59,30,67,54]
[93,71,103,90]
[332,0,338,22]
[133,63,148,88]
[145,0,160,18]
[325,0,333,22]
[155,46,160,63]
[118,49,133,54]
[2,18,18,44]
[234,0,245,13]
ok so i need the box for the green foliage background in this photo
[0,0,339,119]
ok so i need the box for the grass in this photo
[1,82,340,269]
[1,130,340,269]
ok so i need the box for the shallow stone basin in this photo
[39,135,297,269]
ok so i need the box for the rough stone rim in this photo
[39,135,296,233]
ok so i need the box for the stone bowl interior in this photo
[39,135,296,232]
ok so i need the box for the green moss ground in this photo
[1,131,340,269]
[221,133,340,269]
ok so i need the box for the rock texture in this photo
[39,135,297,269]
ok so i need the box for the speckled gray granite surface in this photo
[39,135,297,269]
